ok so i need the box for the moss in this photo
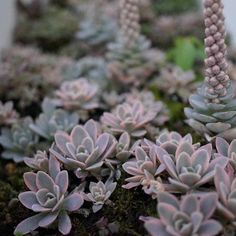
[153,0,199,15]
[15,6,78,52]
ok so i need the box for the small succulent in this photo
[0,101,19,126]
[101,101,157,138]
[141,173,165,199]
[214,166,236,226]
[155,142,228,193]
[50,119,117,179]
[122,146,165,189]
[154,65,196,101]
[30,98,79,141]
[82,179,117,213]
[64,56,108,90]
[0,117,39,162]
[55,79,99,117]
[141,192,222,236]
[14,155,84,235]
[24,150,49,172]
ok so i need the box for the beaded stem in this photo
[120,0,140,47]
[204,0,230,103]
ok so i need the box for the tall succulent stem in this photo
[204,0,230,103]
[120,0,140,47]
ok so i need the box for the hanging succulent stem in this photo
[203,0,230,103]
[120,0,140,47]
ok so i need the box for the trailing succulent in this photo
[141,192,222,236]
[0,117,39,162]
[14,155,84,235]
[30,98,79,141]
[50,119,117,179]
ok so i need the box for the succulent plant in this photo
[24,150,49,172]
[101,101,158,138]
[0,101,19,126]
[50,119,117,179]
[185,0,236,141]
[155,141,228,193]
[154,65,196,101]
[124,90,169,125]
[55,79,99,117]
[30,98,79,141]
[106,0,165,87]
[14,155,84,235]
[76,1,118,46]
[0,117,39,162]
[82,179,117,212]
[214,166,236,226]
[141,192,222,236]
[122,146,165,189]
[64,56,108,90]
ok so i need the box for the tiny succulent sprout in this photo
[0,117,39,162]
[122,146,165,189]
[101,101,157,138]
[155,142,228,193]
[50,119,117,179]
[116,132,132,162]
[14,155,84,235]
[141,192,222,236]
[82,179,117,213]
[95,217,119,236]
[0,100,19,126]
[30,98,79,141]
[24,150,49,172]
[215,137,236,172]
[55,78,99,113]
[214,166,236,225]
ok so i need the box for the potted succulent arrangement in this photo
[1,0,236,235]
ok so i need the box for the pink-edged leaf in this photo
[19,191,37,209]
[63,193,84,211]
[24,172,37,191]
[55,170,69,195]
[58,212,72,235]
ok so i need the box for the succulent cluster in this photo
[14,155,84,235]
[30,98,79,141]
[185,0,236,141]
[0,46,73,107]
